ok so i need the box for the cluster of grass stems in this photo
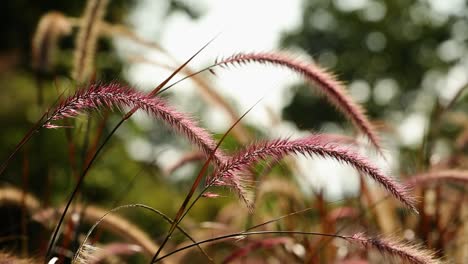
[1,1,467,263]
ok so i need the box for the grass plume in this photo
[164,152,205,176]
[45,83,225,164]
[349,233,441,264]
[0,252,39,264]
[216,52,382,153]
[212,135,416,211]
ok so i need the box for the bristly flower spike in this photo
[45,83,225,165]
[349,233,441,264]
[216,52,383,154]
[212,135,416,212]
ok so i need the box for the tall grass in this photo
[1,1,467,263]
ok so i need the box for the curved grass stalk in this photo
[72,0,109,82]
[212,135,416,212]
[154,230,341,263]
[32,12,73,73]
[46,39,217,262]
[78,243,142,264]
[0,252,40,264]
[0,111,49,176]
[73,204,212,264]
[405,170,468,187]
[151,101,259,262]
[153,231,440,264]
[0,188,209,262]
[216,52,383,153]
[221,237,291,263]
[45,84,223,163]
[164,152,205,176]
[45,16,250,143]
[128,55,252,144]
[349,233,441,264]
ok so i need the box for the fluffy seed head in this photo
[222,237,291,263]
[73,243,101,264]
[349,233,441,264]
[32,12,72,73]
[212,135,415,211]
[45,83,225,165]
[217,52,382,153]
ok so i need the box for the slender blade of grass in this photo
[151,100,260,262]
[44,37,217,262]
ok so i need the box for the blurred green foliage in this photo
[0,1,466,262]
[282,0,467,128]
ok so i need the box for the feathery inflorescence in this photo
[326,207,359,222]
[211,135,415,211]
[216,52,382,153]
[45,83,225,164]
[164,151,206,176]
[73,243,141,264]
[349,233,441,264]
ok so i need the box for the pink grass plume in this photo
[212,134,416,212]
[45,83,225,165]
[216,52,383,154]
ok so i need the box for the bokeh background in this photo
[0,0,467,262]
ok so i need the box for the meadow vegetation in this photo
[0,1,467,263]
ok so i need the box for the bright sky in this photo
[121,0,302,130]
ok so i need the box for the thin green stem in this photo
[45,38,216,262]
[44,118,125,262]
[74,203,212,263]
[151,101,260,262]
[153,231,346,263]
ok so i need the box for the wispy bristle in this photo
[0,252,39,264]
[32,12,72,73]
[73,243,101,264]
[212,135,416,211]
[45,83,225,165]
[217,52,383,153]
[349,233,441,264]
